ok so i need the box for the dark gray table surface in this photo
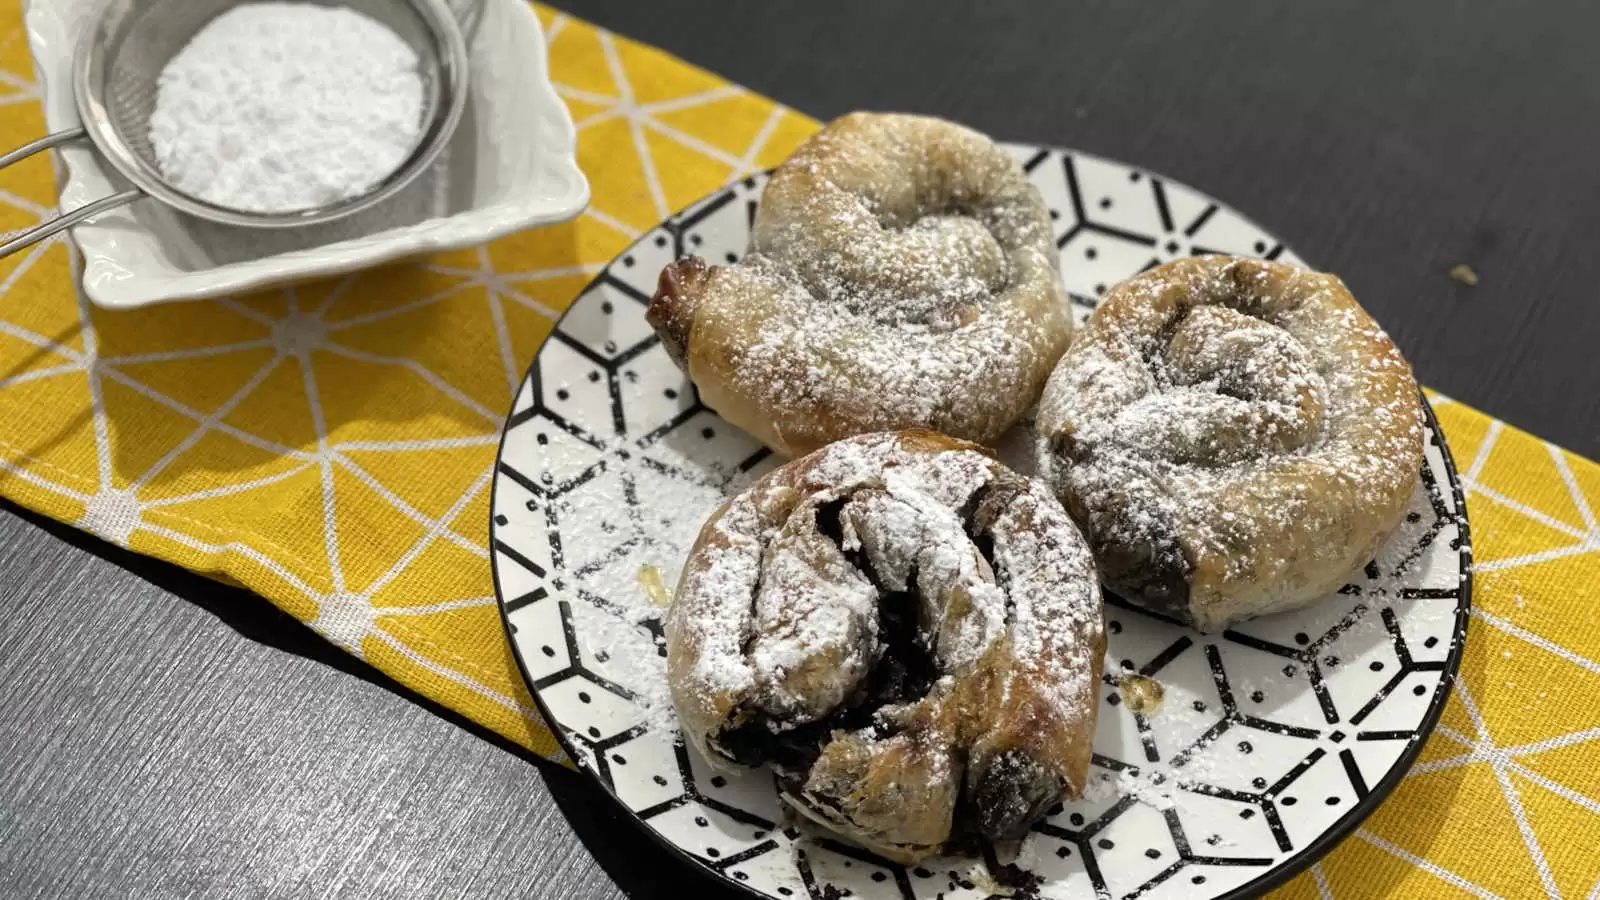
[3,1,1598,898]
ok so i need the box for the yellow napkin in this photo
[0,3,1594,895]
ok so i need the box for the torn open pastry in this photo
[664,430,1104,862]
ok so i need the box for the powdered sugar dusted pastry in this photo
[1035,256,1425,632]
[648,112,1071,458]
[665,431,1103,862]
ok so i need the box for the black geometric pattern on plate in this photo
[490,145,1472,900]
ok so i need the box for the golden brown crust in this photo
[665,431,1102,861]
[646,112,1072,458]
[1035,256,1425,631]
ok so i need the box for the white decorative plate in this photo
[490,145,1471,900]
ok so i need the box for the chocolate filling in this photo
[714,496,941,770]
[968,749,1063,842]
[1049,432,1194,622]
[814,497,941,726]
[645,257,709,368]
[1094,529,1192,623]
[716,482,1066,848]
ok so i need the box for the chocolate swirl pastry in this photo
[1035,256,1425,632]
[665,431,1103,862]
[648,112,1072,458]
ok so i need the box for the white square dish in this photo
[23,0,588,308]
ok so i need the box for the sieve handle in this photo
[0,189,144,259]
[448,0,485,42]
[0,126,85,169]
[0,127,144,259]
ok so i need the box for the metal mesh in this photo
[83,0,456,221]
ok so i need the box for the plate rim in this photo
[489,148,1474,900]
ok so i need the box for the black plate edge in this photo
[1212,391,1473,900]
[486,192,775,900]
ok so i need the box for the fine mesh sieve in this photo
[0,0,471,258]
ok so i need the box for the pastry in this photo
[665,431,1103,862]
[1035,256,1425,632]
[648,112,1071,458]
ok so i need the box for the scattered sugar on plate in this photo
[593,588,678,735]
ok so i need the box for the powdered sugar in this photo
[649,113,1072,456]
[748,517,880,720]
[664,432,1103,855]
[594,602,678,735]
[735,264,1052,437]
[986,481,1102,712]
[675,506,765,701]
[149,3,424,214]
[673,437,1014,706]
[1036,256,1425,630]
[852,466,1010,670]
